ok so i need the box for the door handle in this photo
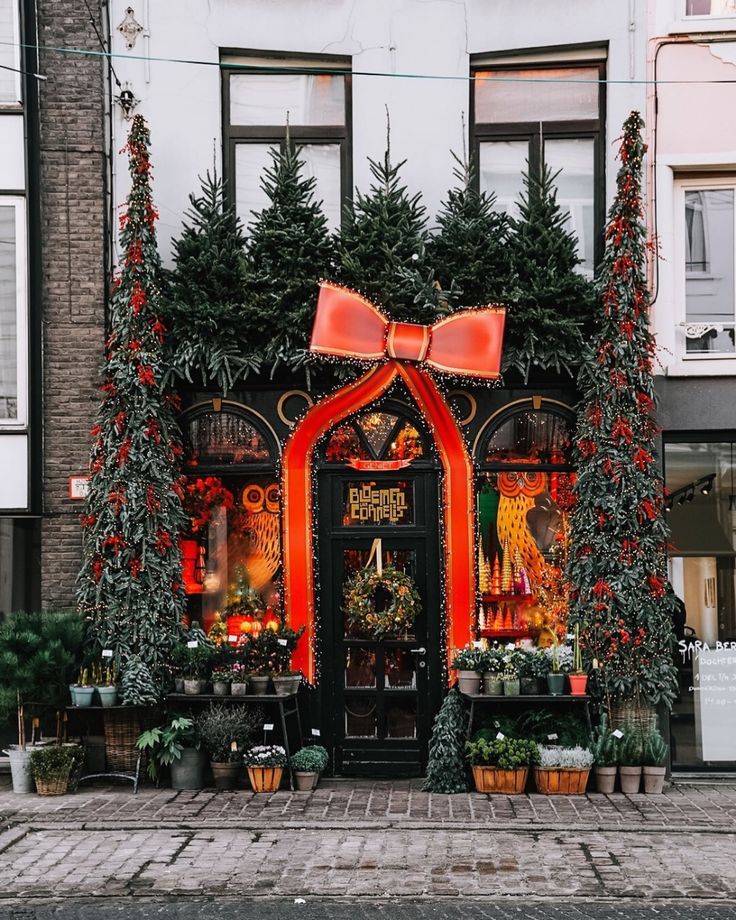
[410,647,426,656]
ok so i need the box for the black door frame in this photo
[317,469,443,776]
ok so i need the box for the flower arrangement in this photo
[451,647,485,672]
[343,564,421,640]
[211,667,236,683]
[544,642,573,674]
[243,744,287,768]
[183,476,234,533]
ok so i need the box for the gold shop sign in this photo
[344,481,413,525]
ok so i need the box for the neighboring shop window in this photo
[665,438,736,768]
[0,199,26,424]
[0,1,20,105]
[686,1,736,15]
[476,404,575,643]
[679,180,736,356]
[181,405,280,635]
[471,56,604,276]
[222,54,350,231]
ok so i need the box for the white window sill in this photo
[669,16,736,34]
[665,355,736,376]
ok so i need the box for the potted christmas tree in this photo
[642,726,668,795]
[590,713,619,794]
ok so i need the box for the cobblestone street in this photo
[1,778,735,913]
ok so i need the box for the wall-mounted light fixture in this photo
[666,474,717,512]
[115,83,139,119]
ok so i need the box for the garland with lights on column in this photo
[77,115,187,705]
[567,111,678,713]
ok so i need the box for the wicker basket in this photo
[35,774,70,796]
[103,708,142,772]
[247,766,283,793]
[472,766,528,794]
[610,700,657,733]
[534,767,590,795]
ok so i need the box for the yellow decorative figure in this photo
[496,470,546,587]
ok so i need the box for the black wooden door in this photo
[318,471,441,776]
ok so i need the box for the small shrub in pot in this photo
[501,659,520,697]
[290,744,329,791]
[465,736,538,794]
[210,667,233,697]
[182,645,213,695]
[618,722,644,795]
[481,649,504,695]
[136,716,205,790]
[29,744,82,796]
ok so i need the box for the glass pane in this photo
[345,697,377,737]
[185,412,271,467]
[0,206,17,419]
[485,410,572,464]
[0,3,16,102]
[684,189,735,354]
[342,480,415,526]
[385,422,424,461]
[386,700,417,738]
[230,72,345,126]
[299,144,341,231]
[385,649,416,689]
[324,424,370,463]
[545,138,595,278]
[479,141,528,217]
[475,66,599,124]
[234,143,274,229]
[357,412,399,456]
[687,1,736,13]
[345,647,376,687]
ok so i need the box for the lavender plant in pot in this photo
[642,727,668,794]
[195,703,262,790]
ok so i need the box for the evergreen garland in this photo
[428,153,512,308]
[504,162,595,380]
[77,115,186,702]
[339,131,441,323]
[241,142,336,372]
[165,171,259,391]
[567,112,677,710]
[423,688,469,793]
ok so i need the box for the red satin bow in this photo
[310,282,506,379]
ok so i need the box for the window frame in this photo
[221,51,352,231]
[674,175,736,363]
[474,398,576,473]
[181,399,281,476]
[0,0,21,108]
[469,57,606,269]
[0,194,27,429]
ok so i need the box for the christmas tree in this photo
[568,112,677,710]
[339,123,441,323]
[423,688,469,793]
[165,171,259,391]
[428,152,512,307]
[504,162,594,380]
[77,115,186,703]
[242,140,335,372]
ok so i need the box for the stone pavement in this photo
[0,777,735,906]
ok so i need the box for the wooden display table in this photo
[460,692,593,741]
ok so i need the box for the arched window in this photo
[321,404,428,464]
[182,402,278,471]
[479,405,574,468]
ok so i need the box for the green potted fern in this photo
[590,713,618,794]
[642,727,668,794]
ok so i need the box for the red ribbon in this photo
[282,284,506,684]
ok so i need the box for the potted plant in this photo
[618,723,644,795]
[261,625,305,696]
[465,736,539,794]
[642,726,668,795]
[0,610,84,794]
[544,639,569,695]
[93,663,118,708]
[243,744,287,792]
[211,667,233,697]
[71,668,94,707]
[182,645,212,695]
[519,649,548,695]
[534,744,594,795]
[501,658,520,697]
[451,647,484,695]
[195,703,262,790]
[568,624,588,696]
[590,713,618,794]
[29,743,82,797]
[481,649,504,696]
[290,744,329,791]
[136,716,206,790]
[230,662,249,697]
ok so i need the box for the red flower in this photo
[137,365,156,386]
[130,557,142,578]
[637,500,657,522]
[116,437,132,467]
[114,411,127,434]
[92,558,104,582]
[80,513,96,528]
[128,339,142,353]
[592,579,613,600]
[130,282,147,316]
[125,240,143,267]
[648,574,666,598]
[155,529,173,555]
[146,485,160,514]
[611,416,633,444]
[90,424,101,438]
[103,533,126,555]
[633,447,653,471]
[145,417,161,444]
[150,318,167,343]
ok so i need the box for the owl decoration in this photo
[495,470,547,587]
[240,482,281,590]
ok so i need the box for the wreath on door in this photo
[343,564,421,640]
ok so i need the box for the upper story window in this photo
[471,53,605,277]
[686,0,736,14]
[222,54,351,232]
[678,178,736,357]
[0,1,20,105]
[0,198,26,426]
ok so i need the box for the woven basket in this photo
[534,767,590,795]
[610,700,657,733]
[247,766,283,793]
[472,766,528,794]
[103,708,142,772]
[35,774,70,796]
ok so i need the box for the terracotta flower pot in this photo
[594,765,617,794]
[619,765,642,795]
[211,761,242,791]
[247,766,283,793]
[643,766,666,795]
[456,671,481,695]
[568,673,588,696]
[472,766,528,794]
[534,767,590,795]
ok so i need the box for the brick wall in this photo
[37,1,107,608]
